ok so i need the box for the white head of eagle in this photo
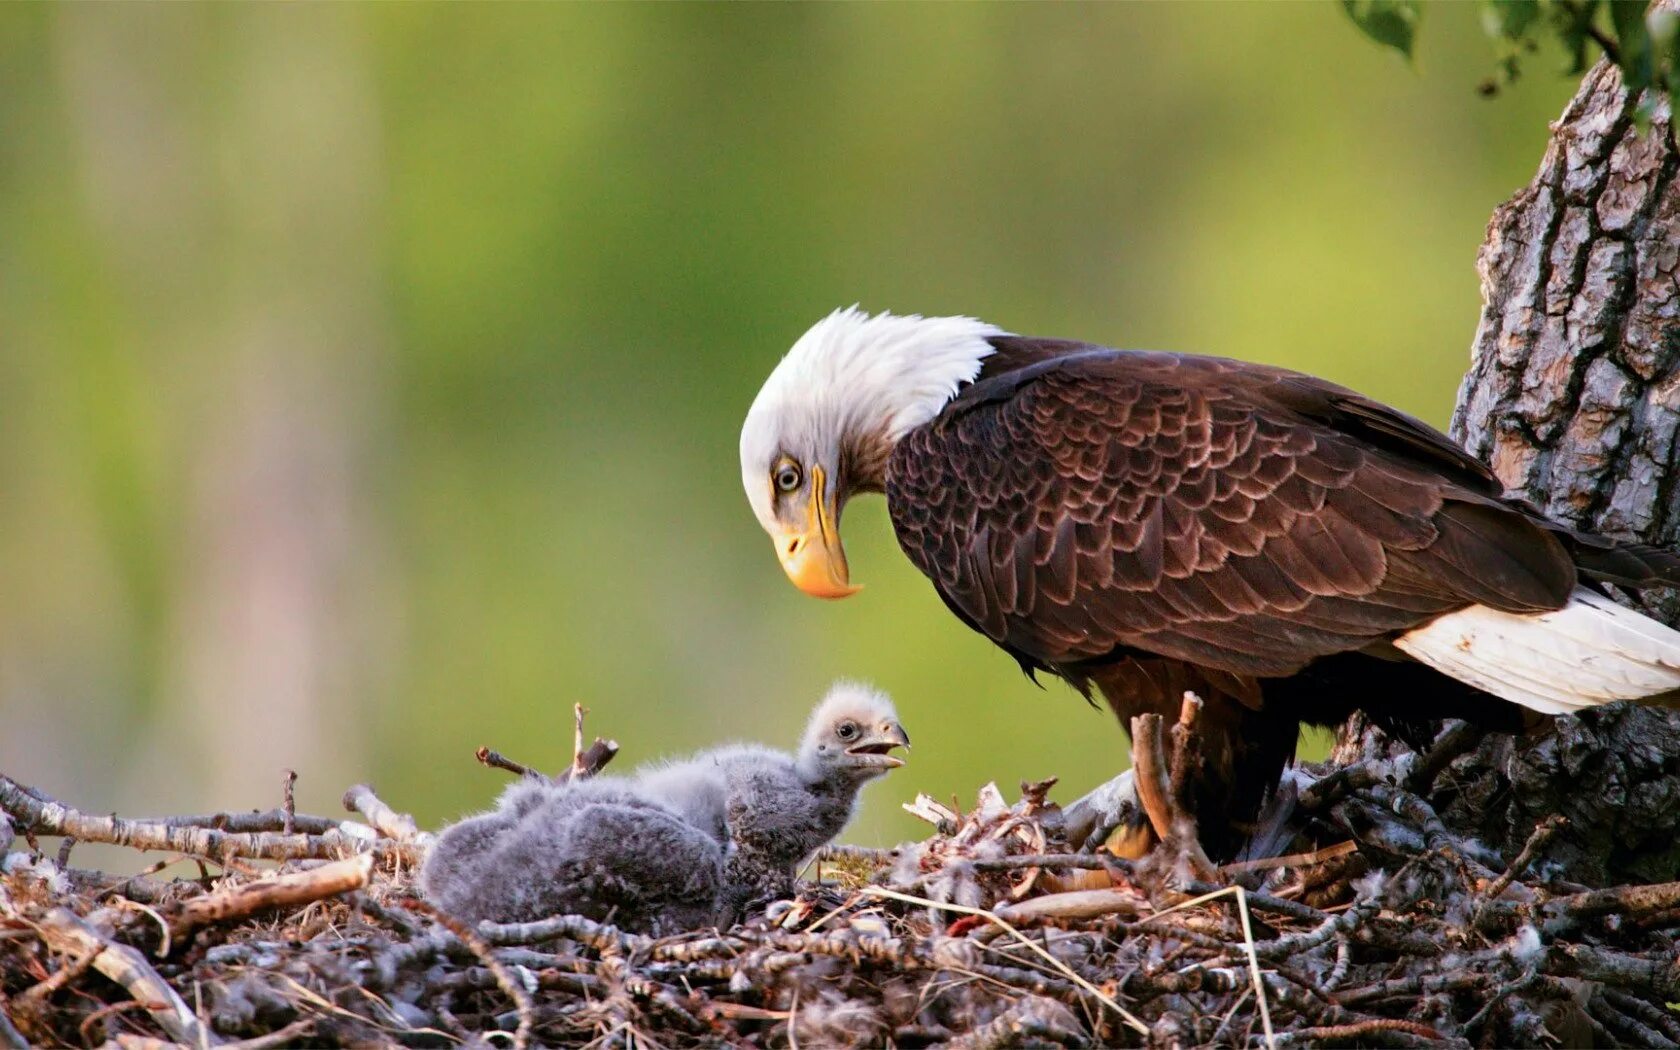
[739,306,1003,598]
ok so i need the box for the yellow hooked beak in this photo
[775,465,861,600]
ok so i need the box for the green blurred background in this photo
[0,4,1577,847]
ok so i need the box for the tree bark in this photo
[1339,62,1680,887]
[1454,61,1680,621]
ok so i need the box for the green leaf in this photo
[1545,0,1601,75]
[1342,0,1422,61]
[1480,0,1540,42]
[1610,0,1654,94]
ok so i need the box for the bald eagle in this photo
[740,308,1680,859]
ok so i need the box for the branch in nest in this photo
[474,704,618,785]
[167,854,373,942]
[34,908,217,1046]
[476,747,550,783]
[1130,693,1217,882]
[404,899,533,1050]
[992,888,1146,924]
[341,785,431,851]
[0,774,414,865]
[565,704,619,782]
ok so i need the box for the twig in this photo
[476,747,550,783]
[1296,762,1385,812]
[167,854,373,941]
[1538,879,1680,932]
[862,885,1150,1036]
[35,907,219,1045]
[1277,1018,1444,1046]
[478,912,652,954]
[1221,839,1358,877]
[1478,815,1566,912]
[1404,721,1484,795]
[405,900,533,1050]
[341,784,431,850]
[569,738,620,781]
[0,775,410,865]
[970,853,1116,872]
[1130,699,1217,881]
[280,770,298,836]
[814,844,899,865]
[570,703,589,779]
[992,888,1146,924]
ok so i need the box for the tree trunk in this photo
[1339,62,1680,887]
[1454,61,1680,625]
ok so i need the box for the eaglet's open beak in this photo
[845,721,910,769]
[775,465,861,600]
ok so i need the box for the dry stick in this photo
[168,854,373,941]
[1540,879,1680,931]
[970,853,1115,873]
[77,999,162,1045]
[861,885,1150,1037]
[0,775,410,865]
[564,704,621,782]
[1278,1018,1445,1046]
[1131,701,1217,881]
[35,907,219,1046]
[1165,692,1203,807]
[476,747,549,782]
[814,844,899,866]
[341,784,429,849]
[1220,840,1358,877]
[479,912,652,955]
[1133,883,1276,1050]
[570,703,589,778]
[280,769,298,836]
[1404,720,1485,795]
[992,888,1146,924]
[404,900,534,1050]
[1476,815,1567,916]
[14,935,106,1013]
[571,738,620,779]
[133,810,342,835]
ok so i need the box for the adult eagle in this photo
[739,308,1680,859]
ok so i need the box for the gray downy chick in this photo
[419,777,725,936]
[720,682,908,915]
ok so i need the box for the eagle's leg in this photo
[1085,658,1299,864]
[1063,768,1156,857]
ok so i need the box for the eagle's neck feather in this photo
[778,307,1005,481]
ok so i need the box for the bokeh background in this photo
[1,4,1579,848]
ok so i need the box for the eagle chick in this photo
[420,682,907,933]
[719,682,909,914]
[420,778,725,936]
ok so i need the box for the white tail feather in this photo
[1394,587,1680,716]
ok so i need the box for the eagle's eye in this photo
[836,720,859,741]
[774,462,803,494]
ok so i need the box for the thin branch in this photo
[35,908,219,1046]
[168,854,373,941]
[0,774,411,865]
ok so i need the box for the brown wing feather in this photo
[887,345,1578,681]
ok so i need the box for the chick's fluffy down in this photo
[420,779,725,936]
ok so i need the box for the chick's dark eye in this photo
[837,721,858,741]
[774,463,803,493]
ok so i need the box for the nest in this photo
[4,700,1680,1049]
